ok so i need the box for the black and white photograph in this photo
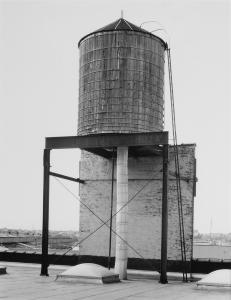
[0,0,230,299]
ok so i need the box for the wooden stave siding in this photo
[78,31,165,135]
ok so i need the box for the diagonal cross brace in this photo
[49,172,85,184]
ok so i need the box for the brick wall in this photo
[79,145,196,261]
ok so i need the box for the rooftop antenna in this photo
[121,10,124,18]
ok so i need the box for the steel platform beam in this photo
[45,132,168,150]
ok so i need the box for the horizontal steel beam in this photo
[83,148,112,159]
[45,132,168,150]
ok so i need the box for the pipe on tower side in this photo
[115,146,128,280]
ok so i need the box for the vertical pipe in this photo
[40,149,50,276]
[108,148,115,269]
[160,144,169,284]
[190,158,197,281]
[115,146,128,280]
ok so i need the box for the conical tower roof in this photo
[93,18,151,34]
[78,18,166,47]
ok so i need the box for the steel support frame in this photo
[40,132,169,280]
[45,132,168,149]
[40,152,84,276]
[108,148,115,269]
[49,172,84,184]
[40,149,50,276]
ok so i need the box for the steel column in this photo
[40,149,50,276]
[160,144,169,283]
[108,148,115,269]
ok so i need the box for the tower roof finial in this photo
[121,10,124,19]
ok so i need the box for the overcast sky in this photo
[0,0,230,233]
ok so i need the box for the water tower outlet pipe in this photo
[115,146,128,280]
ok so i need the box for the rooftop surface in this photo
[1,263,231,299]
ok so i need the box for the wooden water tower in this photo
[41,18,196,284]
